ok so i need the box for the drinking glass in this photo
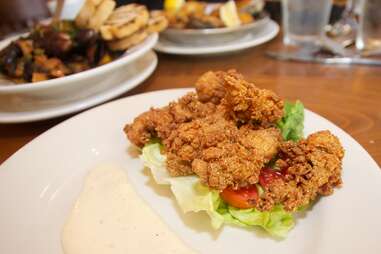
[282,0,333,45]
[356,0,381,54]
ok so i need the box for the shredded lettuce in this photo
[277,101,304,141]
[141,143,295,238]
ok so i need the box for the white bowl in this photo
[0,33,158,113]
[161,14,269,45]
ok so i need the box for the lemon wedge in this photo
[220,0,242,28]
[164,0,185,13]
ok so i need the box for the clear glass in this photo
[282,0,333,46]
[356,0,381,54]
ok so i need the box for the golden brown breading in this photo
[193,141,263,190]
[195,71,226,104]
[222,70,284,126]
[126,70,284,148]
[125,92,216,147]
[168,92,217,123]
[196,127,281,190]
[164,114,282,190]
[124,107,175,148]
[267,130,345,211]
[188,12,225,28]
[166,153,194,176]
[238,126,282,162]
[163,113,237,176]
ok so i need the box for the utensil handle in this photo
[53,0,65,22]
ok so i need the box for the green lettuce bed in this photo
[140,101,304,238]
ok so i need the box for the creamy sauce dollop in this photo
[62,165,195,254]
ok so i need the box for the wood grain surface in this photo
[0,35,380,166]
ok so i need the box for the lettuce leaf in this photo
[277,101,304,141]
[141,143,295,238]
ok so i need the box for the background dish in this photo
[161,14,270,45]
[0,33,158,113]
[0,51,157,123]
[0,89,380,254]
[155,20,278,55]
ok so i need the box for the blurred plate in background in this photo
[161,13,270,45]
[155,19,279,55]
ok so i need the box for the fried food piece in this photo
[195,71,226,104]
[165,11,188,29]
[165,114,244,182]
[238,12,254,24]
[188,12,224,29]
[125,92,217,148]
[166,2,204,29]
[238,126,282,162]
[167,92,217,123]
[125,70,345,214]
[164,114,282,190]
[166,1,224,29]
[124,107,175,148]
[194,127,282,190]
[222,69,284,126]
[267,130,345,211]
[193,141,263,190]
[164,113,236,162]
[196,69,284,126]
[166,153,194,176]
[181,2,206,16]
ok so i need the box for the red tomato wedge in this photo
[220,185,259,209]
[259,168,283,188]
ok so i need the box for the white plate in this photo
[0,88,380,254]
[155,20,279,55]
[0,51,157,123]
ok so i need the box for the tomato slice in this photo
[259,168,283,188]
[220,185,258,209]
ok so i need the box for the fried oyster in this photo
[125,70,344,212]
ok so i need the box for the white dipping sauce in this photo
[62,165,196,254]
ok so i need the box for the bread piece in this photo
[88,0,116,30]
[112,10,148,39]
[147,11,169,33]
[100,25,114,40]
[106,4,141,23]
[90,0,104,6]
[100,4,149,40]
[75,0,97,28]
[108,30,148,51]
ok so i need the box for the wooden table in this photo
[0,36,380,166]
